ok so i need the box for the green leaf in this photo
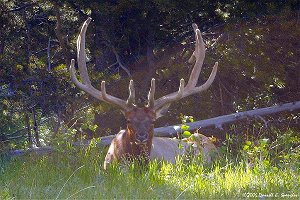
[181,125,190,131]
[183,131,192,138]
[263,160,270,167]
[189,134,196,141]
[178,143,183,150]
[245,141,252,146]
[272,167,278,172]
[243,145,249,151]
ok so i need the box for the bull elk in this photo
[69,18,218,170]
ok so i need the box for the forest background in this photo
[0,0,299,149]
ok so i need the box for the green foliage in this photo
[232,128,300,174]
[1,0,299,151]
[182,131,192,138]
[179,115,194,138]
[51,128,78,151]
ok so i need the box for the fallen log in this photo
[6,101,300,157]
[98,100,300,144]
[155,101,300,137]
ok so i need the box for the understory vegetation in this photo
[1,128,299,199]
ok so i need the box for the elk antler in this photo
[69,18,135,110]
[149,23,218,113]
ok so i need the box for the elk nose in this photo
[135,138,148,144]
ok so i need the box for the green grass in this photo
[1,144,299,200]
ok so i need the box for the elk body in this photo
[70,18,218,170]
[150,133,218,164]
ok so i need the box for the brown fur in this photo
[104,107,155,170]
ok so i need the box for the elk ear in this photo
[155,103,171,119]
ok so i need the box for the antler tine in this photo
[100,81,134,110]
[185,62,218,96]
[126,80,135,106]
[70,17,103,100]
[70,18,130,110]
[147,78,156,108]
[70,59,84,89]
[70,58,103,100]
[185,25,206,89]
[152,23,218,112]
[77,17,92,86]
[188,23,200,64]
[153,79,185,110]
[184,25,218,94]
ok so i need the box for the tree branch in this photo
[2,3,35,13]
[102,41,132,78]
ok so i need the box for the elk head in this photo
[69,18,218,167]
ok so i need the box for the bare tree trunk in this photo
[54,4,71,66]
[22,10,31,74]
[32,107,41,147]
[92,21,107,72]
[24,111,33,148]
[137,36,156,102]
[146,43,156,76]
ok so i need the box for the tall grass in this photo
[1,129,300,199]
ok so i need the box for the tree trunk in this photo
[22,10,31,74]
[32,107,41,147]
[92,19,107,72]
[54,4,71,67]
[137,35,156,102]
[24,111,33,148]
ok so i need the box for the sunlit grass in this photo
[1,144,299,199]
